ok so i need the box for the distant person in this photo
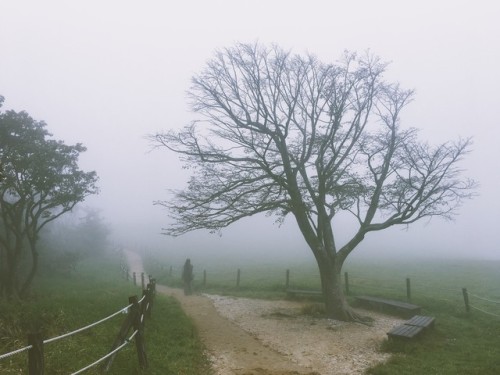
[182,258,194,295]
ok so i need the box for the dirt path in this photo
[157,285,318,375]
[125,250,315,374]
[124,250,401,375]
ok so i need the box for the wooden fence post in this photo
[236,269,241,288]
[285,269,290,290]
[406,278,411,301]
[344,272,349,295]
[28,332,44,375]
[103,298,135,372]
[130,295,148,369]
[143,284,155,320]
[462,287,470,313]
[133,272,137,286]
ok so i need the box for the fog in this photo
[1,0,499,262]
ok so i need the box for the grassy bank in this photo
[0,252,211,374]
[145,253,500,374]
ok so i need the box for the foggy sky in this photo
[0,0,499,260]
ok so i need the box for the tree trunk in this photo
[20,244,38,298]
[4,249,19,299]
[316,257,365,322]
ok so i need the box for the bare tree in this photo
[151,43,476,321]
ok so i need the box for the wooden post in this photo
[462,287,470,313]
[285,269,290,290]
[130,295,148,369]
[150,278,156,293]
[142,289,150,321]
[203,270,207,286]
[28,332,44,375]
[133,272,137,286]
[406,278,411,301]
[236,268,241,288]
[141,272,145,290]
[344,272,349,295]
[103,298,135,372]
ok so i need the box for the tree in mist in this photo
[0,96,99,298]
[38,208,109,276]
[152,44,476,321]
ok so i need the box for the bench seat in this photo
[387,315,436,340]
[355,295,421,317]
[405,315,435,328]
[387,324,424,339]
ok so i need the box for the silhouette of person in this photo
[182,258,194,295]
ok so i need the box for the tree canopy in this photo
[152,43,476,320]
[0,96,99,298]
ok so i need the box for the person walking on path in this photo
[182,258,194,295]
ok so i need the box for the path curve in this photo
[157,285,318,375]
[124,250,317,374]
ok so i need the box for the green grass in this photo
[144,253,500,374]
[0,252,211,375]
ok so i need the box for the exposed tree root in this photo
[346,309,374,326]
[328,305,374,326]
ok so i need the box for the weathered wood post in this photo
[28,332,44,375]
[236,268,241,288]
[344,272,349,295]
[144,282,155,320]
[462,287,470,313]
[130,295,148,369]
[406,278,411,301]
[203,270,207,287]
[142,289,150,321]
[285,269,290,290]
[133,272,137,286]
[103,298,135,372]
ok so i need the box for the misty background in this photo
[0,0,498,263]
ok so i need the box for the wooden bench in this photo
[387,315,436,340]
[405,315,435,329]
[355,295,421,317]
[286,289,322,298]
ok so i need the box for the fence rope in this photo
[468,293,500,305]
[0,345,33,361]
[470,305,500,318]
[138,294,146,304]
[69,329,138,375]
[43,304,132,344]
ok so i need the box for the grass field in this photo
[144,252,500,374]
[0,252,211,375]
[3,251,498,374]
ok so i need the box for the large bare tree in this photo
[152,43,475,321]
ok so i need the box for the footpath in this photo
[125,250,316,375]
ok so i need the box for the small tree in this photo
[0,97,99,298]
[152,44,476,321]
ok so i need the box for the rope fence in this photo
[463,289,500,318]
[70,329,138,375]
[0,267,156,375]
[0,345,33,361]
[145,260,500,321]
